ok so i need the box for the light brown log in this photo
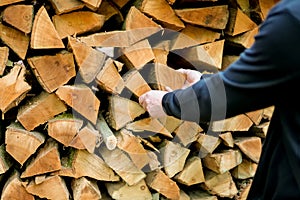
[234,136,262,163]
[116,129,149,169]
[81,0,102,11]
[17,92,67,131]
[147,63,186,91]
[1,171,34,200]
[252,121,269,138]
[203,170,238,198]
[30,6,64,49]
[96,58,125,94]
[68,36,107,83]
[48,114,83,147]
[21,139,61,178]
[263,105,274,120]
[99,146,146,186]
[0,0,24,6]
[0,144,13,174]
[25,175,70,200]
[146,150,161,171]
[201,39,225,69]
[123,69,151,97]
[173,120,202,146]
[120,39,155,70]
[158,116,182,134]
[55,84,100,125]
[95,112,117,150]
[258,0,280,20]
[174,5,229,30]
[138,0,185,31]
[174,156,205,186]
[171,24,221,50]
[202,149,243,174]
[106,180,152,200]
[52,11,105,39]
[161,140,190,178]
[232,159,258,179]
[72,177,101,200]
[226,8,257,36]
[222,55,239,70]
[0,63,31,114]
[0,46,8,76]
[59,149,120,181]
[237,0,251,16]
[3,4,33,34]
[69,122,100,153]
[226,26,259,49]
[5,122,45,166]
[245,108,264,126]
[27,52,76,93]
[211,114,253,132]
[196,134,221,158]
[49,0,85,15]
[152,40,170,65]
[0,23,29,59]
[126,117,172,138]
[145,169,180,200]
[219,132,234,147]
[106,95,146,130]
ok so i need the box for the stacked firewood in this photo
[0,0,279,199]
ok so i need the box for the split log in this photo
[174,5,229,29]
[0,46,9,75]
[116,129,149,169]
[5,122,45,166]
[123,69,151,97]
[126,117,172,138]
[0,0,24,6]
[17,92,67,131]
[145,169,180,200]
[25,175,70,200]
[59,149,120,181]
[219,132,234,148]
[225,8,257,36]
[234,136,262,163]
[55,84,100,125]
[210,114,254,132]
[160,140,190,178]
[95,58,125,94]
[0,144,13,174]
[232,158,258,180]
[106,180,152,200]
[137,0,185,31]
[202,149,243,174]
[68,36,107,83]
[0,23,30,59]
[173,120,203,146]
[81,0,102,11]
[30,6,64,49]
[2,4,33,34]
[52,11,105,39]
[174,156,205,186]
[120,39,155,70]
[27,52,76,93]
[99,146,146,186]
[201,39,225,69]
[226,26,259,49]
[106,95,146,130]
[202,170,238,198]
[21,139,61,178]
[47,114,83,147]
[71,177,102,200]
[0,62,31,114]
[49,0,85,15]
[1,171,34,200]
[69,122,100,153]
[196,134,221,158]
[258,0,280,20]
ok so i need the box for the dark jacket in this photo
[162,0,300,199]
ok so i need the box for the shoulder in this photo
[269,0,300,21]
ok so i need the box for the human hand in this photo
[139,90,169,118]
[177,68,202,89]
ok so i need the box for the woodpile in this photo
[0,0,279,199]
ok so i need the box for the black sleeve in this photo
[162,9,300,123]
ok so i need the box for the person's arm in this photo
[163,7,300,123]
